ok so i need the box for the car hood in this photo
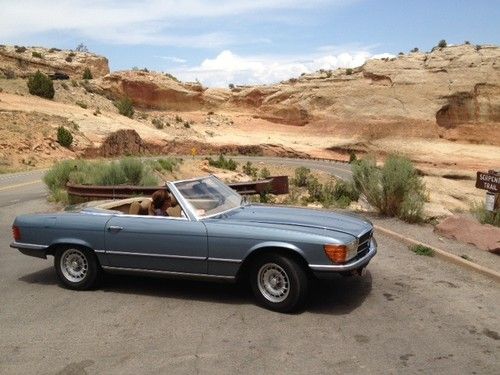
[222,204,372,238]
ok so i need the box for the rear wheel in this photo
[54,246,101,290]
[250,254,309,313]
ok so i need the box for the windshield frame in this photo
[168,175,243,221]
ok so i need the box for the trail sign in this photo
[476,171,500,192]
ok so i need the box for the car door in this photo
[104,214,208,274]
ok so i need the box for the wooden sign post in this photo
[476,170,500,212]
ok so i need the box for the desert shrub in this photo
[464,41,471,45]
[15,46,27,53]
[68,52,76,57]
[292,167,311,187]
[332,180,359,202]
[82,67,93,80]
[27,71,55,99]
[65,56,73,63]
[119,157,144,185]
[349,151,357,163]
[411,47,419,53]
[157,158,178,172]
[207,111,214,115]
[438,39,447,48]
[306,176,323,202]
[259,167,271,179]
[3,69,16,79]
[75,101,88,109]
[32,51,42,58]
[345,68,353,75]
[183,121,190,128]
[164,72,180,82]
[326,71,332,78]
[175,115,183,122]
[94,162,127,186]
[152,118,164,129]
[75,43,88,52]
[49,48,61,52]
[44,160,84,193]
[228,83,235,90]
[470,202,500,227]
[352,154,426,222]
[71,79,78,87]
[61,82,69,90]
[57,126,73,148]
[208,155,237,171]
[93,108,101,116]
[114,97,134,118]
[398,52,404,56]
[242,161,258,179]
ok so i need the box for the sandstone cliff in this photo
[0,45,109,79]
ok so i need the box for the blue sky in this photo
[2,0,499,87]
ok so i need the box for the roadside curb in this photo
[374,225,500,283]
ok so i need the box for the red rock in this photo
[434,214,500,254]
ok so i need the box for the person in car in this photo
[151,190,171,216]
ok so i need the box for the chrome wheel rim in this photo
[257,263,290,303]
[60,249,88,283]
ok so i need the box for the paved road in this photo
[0,162,499,374]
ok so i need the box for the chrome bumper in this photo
[309,238,377,273]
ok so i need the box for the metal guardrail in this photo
[66,175,289,200]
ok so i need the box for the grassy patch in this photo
[470,202,500,227]
[44,158,161,204]
[410,244,434,257]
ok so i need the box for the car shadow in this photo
[19,267,372,314]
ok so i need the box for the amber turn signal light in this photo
[12,225,21,242]
[324,244,347,263]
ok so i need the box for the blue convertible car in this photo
[11,175,376,312]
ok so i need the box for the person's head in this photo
[152,190,171,209]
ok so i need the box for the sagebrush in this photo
[352,154,426,222]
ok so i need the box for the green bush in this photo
[57,126,73,148]
[27,71,54,99]
[438,39,447,48]
[345,68,353,75]
[119,158,144,185]
[471,202,500,227]
[410,47,419,53]
[349,151,357,163]
[114,97,134,118]
[152,118,164,129]
[292,167,311,187]
[242,161,258,178]
[82,67,93,79]
[259,167,271,179]
[208,155,237,171]
[65,56,72,63]
[32,51,42,58]
[352,154,426,222]
[15,46,27,53]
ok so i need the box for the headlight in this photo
[323,239,358,263]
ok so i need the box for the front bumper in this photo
[10,241,48,259]
[309,238,377,278]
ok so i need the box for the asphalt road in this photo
[0,162,499,374]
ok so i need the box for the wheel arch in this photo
[46,239,96,256]
[236,242,311,282]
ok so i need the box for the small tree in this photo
[82,67,93,80]
[228,83,235,90]
[57,126,73,148]
[114,97,134,118]
[410,47,419,53]
[438,39,447,48]
[75,43,88,52]
[27,71,55,99]
[345,68,353,75]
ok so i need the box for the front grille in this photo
[357,229,373,254]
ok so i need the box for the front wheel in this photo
[250,254,309,313]
[54,246,101,290]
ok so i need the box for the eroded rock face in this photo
[0,45,109,79]
[97,71,224,111]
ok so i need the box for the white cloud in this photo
[158,56,187,64]
[173,49,394,87]
[0,0,338,47]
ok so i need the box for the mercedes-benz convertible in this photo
[11,175,376,312]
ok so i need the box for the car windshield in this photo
[173,176,243,218]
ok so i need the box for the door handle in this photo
[107,226,124,232]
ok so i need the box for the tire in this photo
[54,246,101,290]
[250,253,309,313]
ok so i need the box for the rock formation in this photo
[0,45,109,79]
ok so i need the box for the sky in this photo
[1,0,499,87]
